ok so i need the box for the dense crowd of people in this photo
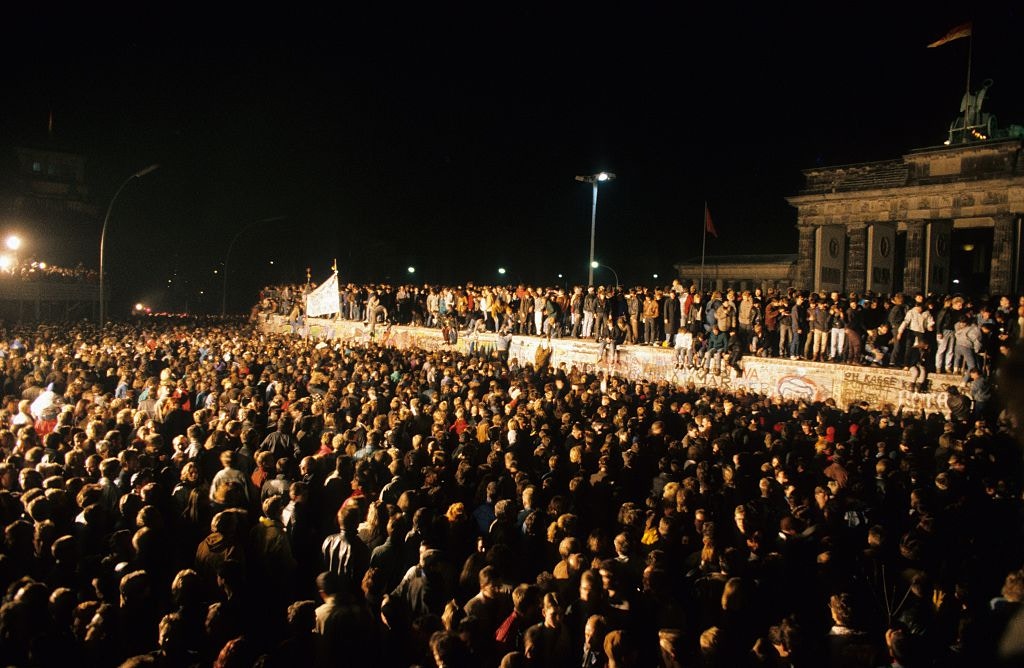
[0,313,1022,667]
[0,259,98,283]
[259,281,1016,381]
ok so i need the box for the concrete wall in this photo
[262,316,958,417]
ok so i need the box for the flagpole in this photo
[700,201,707,293]
[962,30,973,142]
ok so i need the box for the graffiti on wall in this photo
[775,375,825,403]
[273,316,953,416]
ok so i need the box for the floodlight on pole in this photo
[591,261,619,291]
[99,164,160,326]
[575,171,616,286]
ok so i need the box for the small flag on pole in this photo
[927,21,972,48]
[704,204,718,239]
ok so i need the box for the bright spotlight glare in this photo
[597,172,609,181]
[0,255,12,271]
[407,266,416,273]
[591,261,599,269]
[135,303,144,311]
[498,267,506,275]
[5,236,21,251]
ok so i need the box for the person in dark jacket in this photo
[597,316,627,365]
[704,326,729,375]
[661,291,680,348]
[260,417,297,461]
[789,294,806,359]
[886,293,909,366]
[946,387,971,422]
[726,329,745,374]
[321,504,370,597]
[845,299,865,365]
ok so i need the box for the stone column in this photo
[797,225,815,290]
[845,223,867,294]
[903,221,925,295]
[991,214,1015,295]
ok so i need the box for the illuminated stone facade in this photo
[788,138,1024,296]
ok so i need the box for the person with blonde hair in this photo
[604,628,638,668]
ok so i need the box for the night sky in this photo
[3,7,1023,313]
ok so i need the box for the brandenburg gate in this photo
[788,138,1024,296]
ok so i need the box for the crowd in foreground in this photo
[258,282,1017,380]
[0,316,1022,667]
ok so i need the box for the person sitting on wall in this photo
[864,323,893,367]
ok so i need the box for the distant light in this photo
[653,273,659,279]
[591,261,599,269]
[953,279,960,284]
[269,260,275,265]
[134,303,144,311]
[199,290,204,295]
[0,255,12,271]
[498,267,506,275]
[407,266,416,274]
[961,244,975,251]
[213,269,219,275]
[38,262,46,270]
[943,140,951,146]
[5,236,21,251]
[558,273,563,279]
[597,172,610,182]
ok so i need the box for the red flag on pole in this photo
[927,21,972,48]
[704,204,718,238]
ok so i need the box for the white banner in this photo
[305,272,340,317]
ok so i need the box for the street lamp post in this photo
[99,164,159,326]
[575,171,615,286]
[221,215,288,315]
[590,261,619,291]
